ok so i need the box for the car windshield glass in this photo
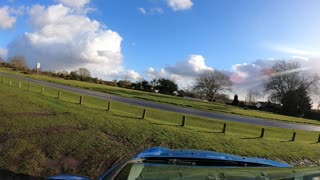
[114,164,320,180]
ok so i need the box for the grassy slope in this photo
[1,68,320,126]
[0,76,320,178]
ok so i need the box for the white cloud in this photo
[55,0,90,8]
[165,55,213,76]
[147,55,320,94]
[0,47,8,58]
[167,0,193,11]
[0,6,16,29]
[145,55,212,89]
[138,7,147,15]
[268,44,320,57]
[8,4,126,80]
[8,6,26,16]
[145,67,195,89]
[226,57,320,100]
[104,69,141,81]
[138,7,163,15]
[126,70,141,81]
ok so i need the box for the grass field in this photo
[0,76,320,178]
[1,68,320,126]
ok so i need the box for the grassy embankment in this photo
[1,68,319,126]
[0,76,320,178]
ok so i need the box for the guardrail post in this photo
[317,134,320,143]
[222,123,227,133]
[41,87,45,94]
[181,116,186,127]
[79,96,83,104]
[58,91,61,99]
[9,80,12,86]
[19,81,21,88]
[291,132,296,141]
[260,128,265,138]
[142,109,147,119]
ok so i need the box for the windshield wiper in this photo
[143,157,272,167]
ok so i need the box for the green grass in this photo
[1,68,320,126]
[0,76,320,178]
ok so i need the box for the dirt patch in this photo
[0,126,84,144]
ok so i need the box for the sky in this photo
[0,0,320,100]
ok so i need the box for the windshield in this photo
[111,163,320,180]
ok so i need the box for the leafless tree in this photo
[8,56,29,70]
[194,70,232,102]
[264,61,319,103]
[77,68,91,77]
[59,70,69,76]
[245,89,263,104]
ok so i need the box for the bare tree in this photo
[194,70,232,102]
[264,61,319,103]
[8,56,29,71]
[245,89,263,104]
[59,70,69,76]
[77,68,91,77]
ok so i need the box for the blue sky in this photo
[0,0,320,90]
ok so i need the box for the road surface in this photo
[2,72,320,132]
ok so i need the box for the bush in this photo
[303,111,320,121]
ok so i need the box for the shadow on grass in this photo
[196,130,224,134]
[310,142,319,144]
[149,122,179,127]
[240,136,262,140]
[112,114,141,120]
[280,140,294,142]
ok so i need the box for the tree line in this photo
[1,56,319,118]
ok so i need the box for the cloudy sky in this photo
[0,0,320,99]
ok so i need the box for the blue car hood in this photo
[133,147,291,168]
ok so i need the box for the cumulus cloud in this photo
[167,0,193,11]
[105,69,141,81]
[55,0,90,8]
[226,57,320,101]
[165,55,213,76]
[0,47,8,58]
[145,55,212,89]
[138,7,163,15]
[0,6,16,29]
[7,4,126,80]
[145,55,320,100]
[146,67,195,89]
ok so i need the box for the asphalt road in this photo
[2,72,320,132]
